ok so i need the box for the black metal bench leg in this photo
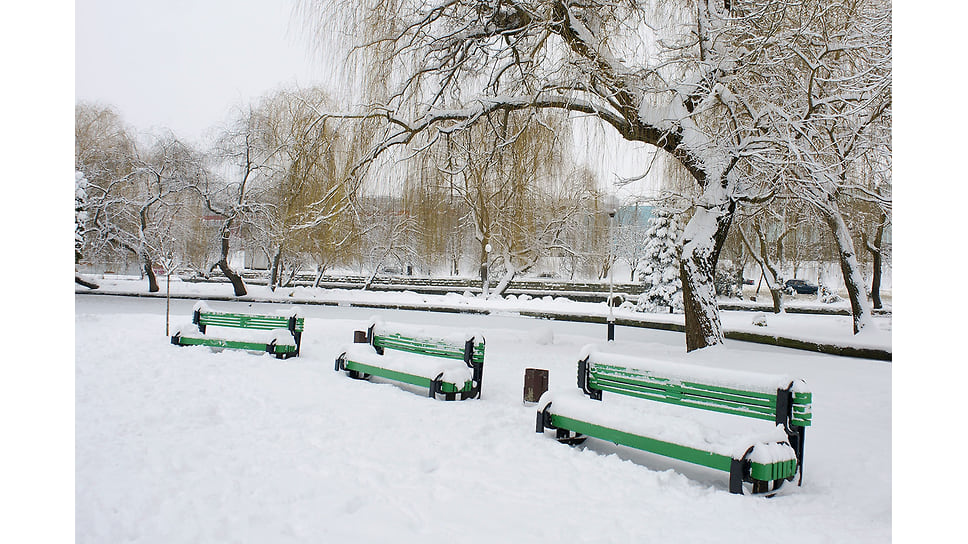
[729,459,746,495]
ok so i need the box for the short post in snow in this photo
[523,368,549,405]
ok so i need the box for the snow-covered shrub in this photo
[715,263,743,299]
[636,207,683,313]
[820,285,842,304]
[752,313,768,327]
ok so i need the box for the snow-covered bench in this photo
[536,347,812,495]
[335,318,485,401]
[170,302,304,359]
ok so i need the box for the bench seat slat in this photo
[549,413,799,481]
[342,358,473,394]
[174,336,297,354]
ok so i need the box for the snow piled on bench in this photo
[539,388,795,461]
[174,321,298,347]
[369,316,483,345]
[341,343,474,386]
[580,345,808,394]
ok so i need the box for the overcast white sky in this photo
[76,0,328,144]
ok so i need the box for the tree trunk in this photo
[269,246,283,291]
[679,198,735,352]
[738,224,784,314]
[142,251,159,293]
[870,249,883,310]
[864,217,886,310]
[492,267,516,298]
[314,265,326,288]
[820,201,874,334]
[75,275,99,289]
[217,227,246,297]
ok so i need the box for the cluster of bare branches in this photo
[293,0,891,349]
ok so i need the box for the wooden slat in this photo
[588,362,814,425]
[374,333,483,363]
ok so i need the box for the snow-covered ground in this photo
[75,282,893,543]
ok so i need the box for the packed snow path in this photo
[76,295,891,543]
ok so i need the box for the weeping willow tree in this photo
[255,88,364,290]
[412,108,593,295]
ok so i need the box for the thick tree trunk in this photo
[870,249,883,310]
[217,228,246,297]
[679,198,736,352]
[141,251,159,293]
[492,267,516,298]
[820,201,874,334]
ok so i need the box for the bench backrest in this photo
[579,353,812,429]
[369,327,485,367]
[194,309,305,333]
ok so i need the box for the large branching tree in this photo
[205,108,280,297]
[298,0,792,351]
[746,0,892,334]
[77,103,204,293]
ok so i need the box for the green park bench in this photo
[335,318,485,400]
[170,302,304,359]
[536,348,812,495]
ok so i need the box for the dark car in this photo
[785,279,818,295]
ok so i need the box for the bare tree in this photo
[749,0,892,334]
[297,0,804,351]
[78,103,204,293]
[203,106,284,296]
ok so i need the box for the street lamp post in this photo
[605,196,618,342]
[482,243,492,298]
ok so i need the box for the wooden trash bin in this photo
[523,368,549,405]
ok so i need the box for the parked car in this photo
[784,279,818,295]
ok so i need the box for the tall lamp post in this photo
[605,196,618,342]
